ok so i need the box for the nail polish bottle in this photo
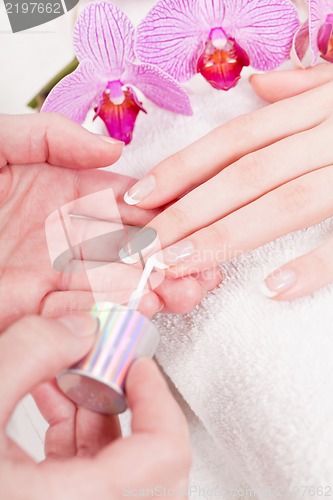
[57,301,160,414]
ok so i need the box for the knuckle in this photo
[158,437,192,474]
[162,150,190,181]
[306,250,327,276]
[171,151,187,172]
[166,205,190,231]
[315,80,333,111]
[229,153,266,190]
[176,445,192,475]
[71,170,81,198]
[57,270,71,291]
[177,430,192,472]
[155,439,176,467]
[2,316,45,357]
[40,111,66,126]
[227,112,256,140]
[277,180,313,214]
[205,223,230,254]
[12,315,39,334]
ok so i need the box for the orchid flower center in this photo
[318,13,333,62]
[106,80,126,105]
[196,27,250,91]
[94,80,147,145]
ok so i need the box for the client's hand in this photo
[123,64,333,301]
[2,314,191,499]
[0,113,221,330]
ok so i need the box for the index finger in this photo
[124,81,333,209]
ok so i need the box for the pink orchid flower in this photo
[292,0,333,65]
[42,1,192,145]
[309,0,333,62]
[136,0,299,91]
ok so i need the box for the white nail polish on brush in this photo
[57,249,163,415]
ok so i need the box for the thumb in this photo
[0,113,123,169]
[250,63,333,102]
[0,313,98,428]
[126,358,189,439]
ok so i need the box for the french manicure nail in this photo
[261,269,297,298]
[162,241,195,266]
[119,227,159,264]
[57,313,99,337]
[156,300,165,313]
[118,251,140,264]
[99,134,124,145]
[124,175,156,205]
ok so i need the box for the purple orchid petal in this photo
[222,0,300,70]
[73,1,135,80]
[123,60,192,115]
[317,18,333,60]
[136,0,299,80]
[95,87,145,145]
[290,21,310,67]
[41,61,105,123]
[135,0,208,82]
[199,0,225,26]
[309,0,331,63]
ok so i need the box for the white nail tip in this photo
[119,250,140,264]
[260,282,278,298]
[124,192,140,206]
[119,252,168,269]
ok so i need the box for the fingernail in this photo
[99,134,124,145]
[249,71,265,79]
[57,313,99,337]
[261,269,297,298]
[118,251,140,264]
[124,175,156,205]
[119,227,159,264]
[161,241,195,266]
[156,300,165,313]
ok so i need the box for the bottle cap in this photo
[57,302,160,414]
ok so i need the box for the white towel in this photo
[2,1,333,498]
[108,75,333,500]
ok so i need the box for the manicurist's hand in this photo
[1,314,191,500]
[123,64,333,301]
[0,114,221,330]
